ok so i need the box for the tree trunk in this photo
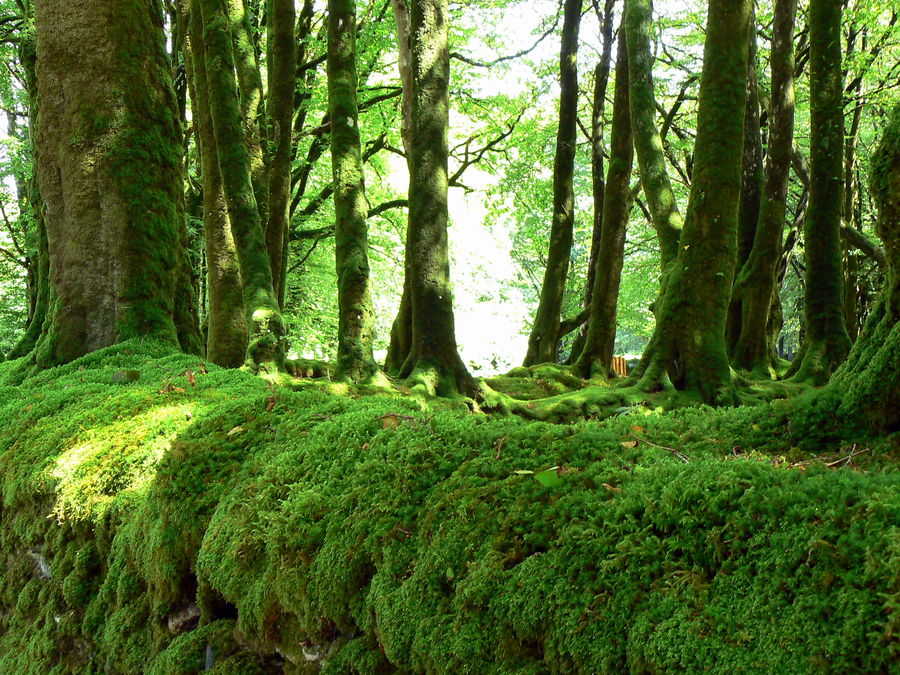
[726,7,763,355]
[186,0,248,368]
[196,0,285,368]
[523,0,582,366]
[31,0,188,366]
[833,103,900,433]
[226,0,269,225]
[566,0,615,366]
[730,0,798,375]
[575,17,632,379]
[384,0,414,375]
[328,0,379,383]
[397,0,473,396]
[265,0,296,305]
[625,0,682,271]
[636,0,752,404]
[787,0,850,383]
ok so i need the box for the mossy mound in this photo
[0,341,897,673]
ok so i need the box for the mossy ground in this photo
[0,341,897,673]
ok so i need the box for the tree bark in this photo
[788,0,850,383]
[636,0,752,404]
[730,0,798,375]
[575,17,632,379]
[265,0,296,305]
[328,0,379,382]
[523,0,582,366]
[397,0,473,395]
[31,0,189,365]
[625,0,682,271]
[185,0,248,368]
[832,103,900,433]
[196,0,285,368]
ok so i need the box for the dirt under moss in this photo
[0,341,897,673]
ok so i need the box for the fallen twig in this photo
[632,435,690,463]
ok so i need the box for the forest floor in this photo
[0,340,897,673]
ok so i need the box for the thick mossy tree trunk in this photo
[566,0,615,365]
[185,1,248,368]
[397,0,474,396]
[575,19,633,379]
[265,0,296,304]
[196,0,285,368]
[327,0,379,383]
[625,0,682,271]
[31,0,190,366]
[731,0,798,375]
[635,0,751,404]
[726,10,763,355]
[523,0,582,366]
[833,104,900,433]
[787,0,851,384]
[384,0,414,376]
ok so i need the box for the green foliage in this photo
[0,345,897,672]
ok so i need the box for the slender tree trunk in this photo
[731,0,798,375]
[567,0,615,365]
[625,0,682,271]
[265,0,296,305]
[842,74,864,342]
[31,0,189,366]
[196,0,285,368]
[186,0,248,368]
[788,0,850,383]
[575,17,632,379]
[226,0,269,224]
[832,103,900,433]
[328,0,379,382]
[636,0,752,404]
[523,0,582,366]
[397,0,473,395]
[726,7,763,355]
[384,0,414,375]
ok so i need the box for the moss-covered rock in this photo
[0,341,897,673]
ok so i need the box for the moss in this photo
[0,344,898,673]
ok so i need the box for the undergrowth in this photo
[0,340,897,673]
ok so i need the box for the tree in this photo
[195,0,285,368]
[395,0,474,395]
[523,0,583,366]
[574,15,632,379]
[185,0,248,368]
[327,0,379,382]
[788,0,851,383]
[730,0,798,376]
[30,0,198,366]
[633,0,752,404]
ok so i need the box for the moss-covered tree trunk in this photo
[265,0,296,305]
[196,0,285,368]
[625,0,682,271]
[226,0,269,225]
[566,0,615,366]
[787,0,850,384]
[397,0,473,396]
[730,0,798,375]
[575,19,633,379]
[384,0,414,376]
[31,0,189,366]
[635,0,751,405]
[185,1,248,368]
[523,0,582,366]
[833,104,900,433]
[327,0,379,383]
[726,8,763,355]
